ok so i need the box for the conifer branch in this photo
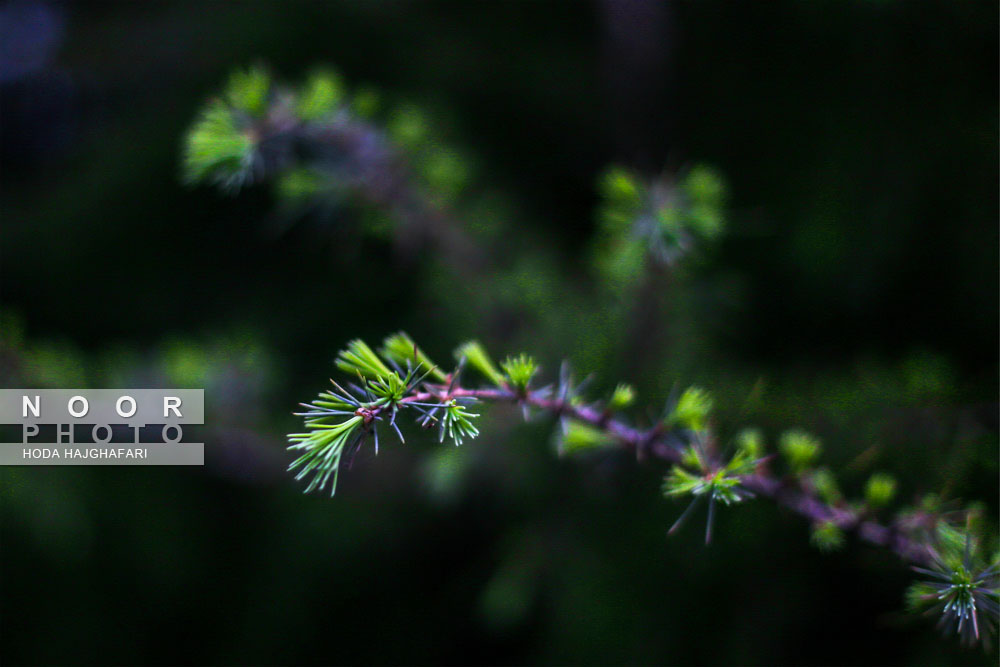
[284,333,999,646]
[296,334,996,574]
[378,380,933,564]
[286,334,998,645]
[184,67,998,649]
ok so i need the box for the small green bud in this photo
[779,430,821,474]
[810,521,844,552]
[454,341,505,387]
[226,66,271,116]
[810,467,842,505]
[388,105,428,149]
[501,354,539,392]
[864,473,897,508]
[669,387,714,431]
[422,149,468,201]
[682,165,725,207]
[663,464,748,506]
[599,166,643,211]
[558,421,614,455]
[297,69,344,120]
[682,165,725,239]
[608,383,636,411]
[735,428,764,460]
[917,493,941,513]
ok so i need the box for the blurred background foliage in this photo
[1,1,997,664]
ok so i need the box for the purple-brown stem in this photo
[382,383,933,565]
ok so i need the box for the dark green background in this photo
[1,1,997,665]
